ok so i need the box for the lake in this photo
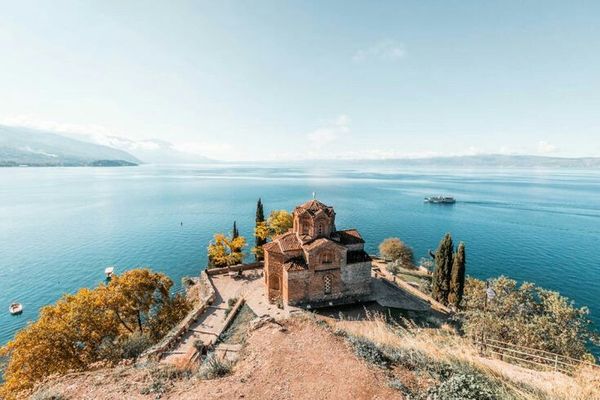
[1,164,599,352]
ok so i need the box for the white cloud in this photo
[307,114,350,151]
[537,140,558,154]
[353,40,406,62]
[172,141,232,156]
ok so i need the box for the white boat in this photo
[9,303,23,315]
[424,196,456,204]
[105,266,115,279]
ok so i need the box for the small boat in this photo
[424,196,456,204]
[9,303,23,315]
[104,266,115,279]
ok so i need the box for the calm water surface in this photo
[1,164,599,351]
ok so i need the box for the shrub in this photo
[427,372,505,400]
[347,335,390,367]
[386,261,402,276]
[120,333,153,360]
[386,347,433,371]
[141,364,191,395]
[461,276,598,361]
[379,238,414,267]
[197,355,232,379]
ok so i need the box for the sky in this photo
[1,1,600,161]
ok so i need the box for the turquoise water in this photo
[1,164,599,352]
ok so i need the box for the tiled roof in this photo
[294,199,335,217]
[303,237,345,251]
[263,231,302,254]
[262,241,282,253]
[277,232,303,252]
[334,229,365,245]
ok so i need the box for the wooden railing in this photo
[475,337,599,375]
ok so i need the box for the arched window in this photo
[302,223,309,235]
[318,224,323,235]
[324,274,332,294]
[321,252,332,264]
[269,274,280,291]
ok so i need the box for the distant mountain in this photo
[301,154,600,169]
[381,154,600,168]
[74,135,214,164]
[0,125,140,167]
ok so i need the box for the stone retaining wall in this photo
[139,271,216,362]
[205,261,264,276]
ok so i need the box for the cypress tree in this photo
[232,221,239,239]
[432,233,454,304]
[448,242,466,307]
[255,198,266,260]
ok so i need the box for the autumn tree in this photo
[267,210,293,236]
[0,269,189,399]
[207,233,247,268]
[105,269,175,334]
[379,237,414,268]
[252,209,293,260]
[461,276,598,361]
[448,242,466,307]
[254,210,293,241]
[254,198,266,261]
[432,233,453,304]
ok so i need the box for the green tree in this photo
[232,220,239,239]
[432,233,453,304]
[448,242,466,307]
[461,276,598,361]
[378,237,414,267]
[254,198,266,261]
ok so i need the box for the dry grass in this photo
[330,312,600,400]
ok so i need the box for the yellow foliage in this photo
[207,233,247,268]
[0,268,191,399]
[267,210,293,236]
[253,210,293,242]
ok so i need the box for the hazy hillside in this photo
[0,125,140,167]
[81,136,214,164]
[354,155,600,168]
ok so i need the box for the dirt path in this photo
[40,318,401,400]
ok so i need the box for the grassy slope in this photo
[30,315,600,400]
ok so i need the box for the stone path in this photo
[161,267,440,365]
[161,269,293,365]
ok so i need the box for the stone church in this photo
[263,199,372,307]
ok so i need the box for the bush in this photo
[461,276,598,361]
[141,365,191,396]
[386,347,433,371]
[347,335,390,367]
[386,261,402,276]
[197,355,232,379]
[427,372,505,400]
[379,238,414,267]
[120,333,153,360]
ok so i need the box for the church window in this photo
[324,274,332,294]
[302,223,309,235]
[318,224,323,235]
[321,252,332,264]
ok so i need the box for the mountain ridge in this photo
[0,125,140,167]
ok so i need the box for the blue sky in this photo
[1,1,599,161]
